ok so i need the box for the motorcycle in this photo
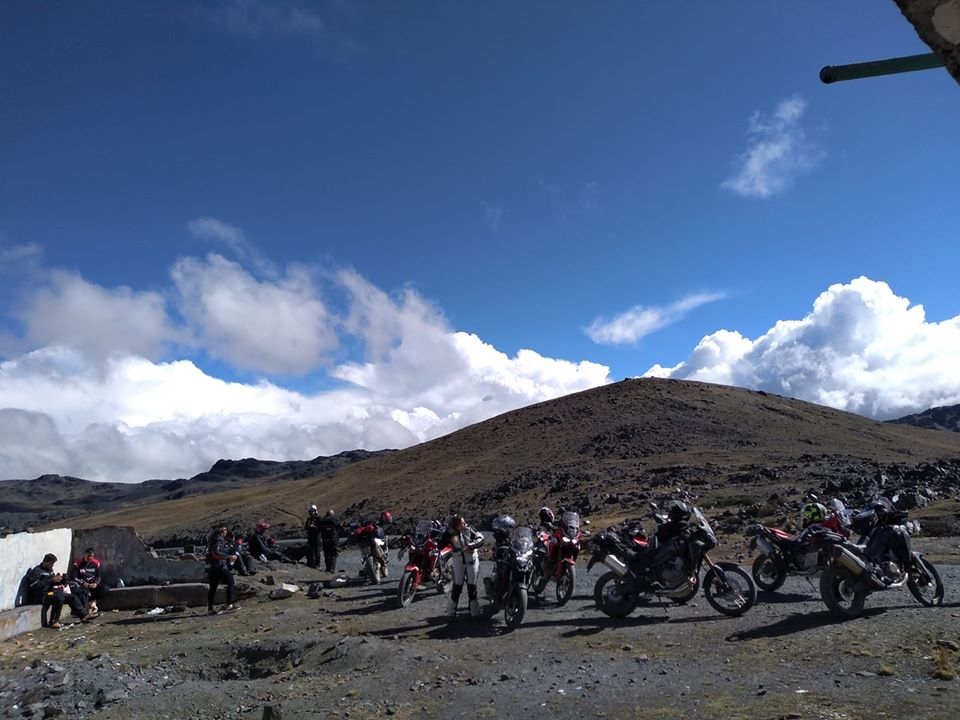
[819,496,944,619]
[589,504,757,617]
[396,520,453,607]
[531,511,586,606]
[351,521,389,585]
[747,498,852,592]
[483,516,534,630]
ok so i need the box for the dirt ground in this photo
[2,543,959,720]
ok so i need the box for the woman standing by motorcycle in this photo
[442,514,485,619]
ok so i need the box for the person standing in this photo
[318,509,341,572]
[442,515,485,619]
[206,527,240,615]
[304,505,322,569]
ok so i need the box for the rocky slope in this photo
[60,379,960,544]
[891,403,960,433]
[0,450,391,535]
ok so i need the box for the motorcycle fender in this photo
[561,557,576,567]
[404,562,421,575]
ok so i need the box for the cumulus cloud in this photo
[645,277,960,419]
[171,253,338,375]
[15,270,181,362]
[586,292,727,345]
[721,95,822,199]
[0,257,611,482]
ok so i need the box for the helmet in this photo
[326,509,335,517]
[380,510,393,525]
[255,520,270,532]
[539,507,555,525]
[492,514,518,533]
[869,497,895,518]
[308,504,318,514]
[801,502,828,525]
[666,500,690,523]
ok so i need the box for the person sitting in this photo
[229,526,257,576]
[247,521,295,564]
[26,554,86,629]
[69,547,103,619]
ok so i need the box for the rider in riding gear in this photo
[442,514,485,619]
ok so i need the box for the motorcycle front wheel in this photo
[908,557,944,607]
[365,555,381,585]
[397,570,418,607]
[556,565,575,606]
[820,565,866,619]
[751,553,787,592]
[703,563,757,617]
[594,572,638,618]
[504,586,527,629]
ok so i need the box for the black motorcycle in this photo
[483,516,534,630]
[820,497,944,619]
[589,504,756,618]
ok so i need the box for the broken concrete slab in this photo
[0,605,44,642]
[71,527,205,587]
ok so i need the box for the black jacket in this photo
[207,535,233,571]
[26,565,58,604]
[318,515,340,542]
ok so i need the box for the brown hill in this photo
[63,378,960,543]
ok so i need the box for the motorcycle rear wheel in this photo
[908,557,944,607]
[504,587,527,629]
[397,570,417,607]
[594,572,638,618]
[704,563,757,617]
[751,554,787,592]
[556,565,575,606]
[820,565,866,619]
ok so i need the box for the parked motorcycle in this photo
[483,515,534,630]
[531,511,585,606]
[747,498,852,592]
[396,520,453,606]
[819,496,944,619]
[351,521,389,585]
[590,502,756,617]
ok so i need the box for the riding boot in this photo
[448,584,462,618]
[467,584,481,617]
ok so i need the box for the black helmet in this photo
[538,507,555,525]
[666,500,690,523]
[492,514,518,533]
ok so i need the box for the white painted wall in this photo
[0,528,73,610]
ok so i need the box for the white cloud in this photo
[721,95,822,199]
[586,292,727,345]
[0,257,612,482]
[0,242,43,264]
[15,270,181,362]
[171,253,338,375]
[186,217,276,277]
[645,277,960,419]
[203,0,326,40]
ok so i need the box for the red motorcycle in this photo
[350,521,389,585]
[531,511,585,606]
[396,520,453,607]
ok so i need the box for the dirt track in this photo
[2,545,959,720]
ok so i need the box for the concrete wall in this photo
[71,526,206,587]
[0,528,73,611]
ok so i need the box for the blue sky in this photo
[2,1,960,482]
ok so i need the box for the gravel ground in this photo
[2,545,959,720]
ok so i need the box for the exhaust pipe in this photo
[756,537,775,557]
[835,547,868,576]
[602,555,628,577]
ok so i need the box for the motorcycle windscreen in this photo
[511,527,535,553]
[415,520,435,543]
[691,507,718,545]
[561,511,580,537]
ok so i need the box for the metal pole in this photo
[820,52,944,84]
